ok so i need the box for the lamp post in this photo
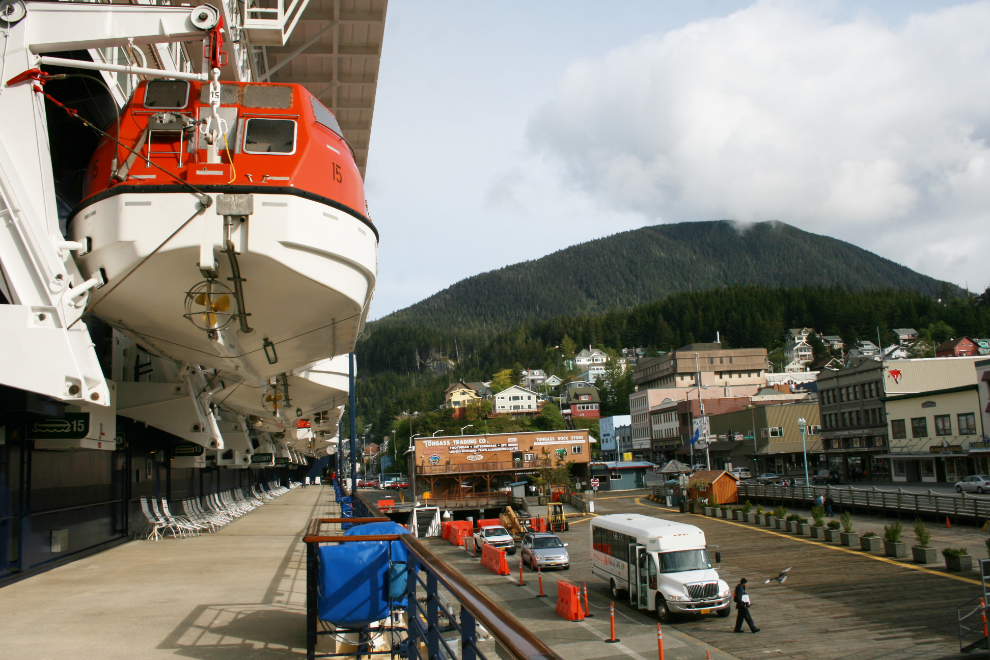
[433,430,445,437]
[798,417,809,488]
[461,425,473,435]
[408,433,422,477]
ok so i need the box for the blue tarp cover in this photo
[317,522,410,627]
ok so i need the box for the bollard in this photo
[657,623,664,660]
[518,559,525,586]
[605,602,620,643]
[583,582,594,617]
[473,540,477,558]
[706,652,711,660]
[537,567,547,597]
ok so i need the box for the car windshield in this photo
[484,527,509,537]
[533,537,564,549]
[658,549,712,573]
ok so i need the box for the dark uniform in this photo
[733,579,759,633]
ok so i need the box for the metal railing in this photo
[737,483,990,523]
[422,493,510,509]
[304,513,563,660]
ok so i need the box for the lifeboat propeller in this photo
[184,279,235,337]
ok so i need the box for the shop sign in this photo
[744,433,755,440]
[921,401,937,408]
[251,453,274,463]
[27,413,89,440]
[734,434,744,442]
[969,440,990,452]
[173,443,205,457]
[465,454,484,461]
[622,452,633,461]
[275,457,289,466]
[929,445,963,454]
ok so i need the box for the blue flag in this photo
[690,428,699,445]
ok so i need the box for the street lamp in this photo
[432,430,445,437]
[798,417,809,488]
[461,424,474,435]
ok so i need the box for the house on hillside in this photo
[788,328,814,343]
[812,357,843,371]
[892,328,920,345]
[564,386,601,419]
[493,385,541,416]
[444,382,482,419]
[845,340,881,364]
[822,335,845,353]
[464,382,493,400]
[575,347,609,369]
[883,344,908,361]
[520,368,547,390]
[577,365,608,383]
[935,337,981,358]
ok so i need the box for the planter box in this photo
[810,526,825,539]
[884,541,907,559]
[796,523,810,535]
[688,502,699,514]
[732,510,742,521]
[824,528,842,542]
[945,553,973,572]
[710,508,719,517]
[744,512,756,523]
[703,507,714,516]
[775,518,786,529]
[766,516,775,527]
[912,546,937,564]
[840,532,859,547]
[719,509,729,518]
[786,520,798,533]
[860,536,882,552]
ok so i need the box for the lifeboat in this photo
[69,78,377,383]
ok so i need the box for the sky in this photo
[364,1,990,320]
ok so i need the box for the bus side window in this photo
[648,554,658,589]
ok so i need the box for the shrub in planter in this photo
[882,520,907,558]
[732,508,743,521]
[824,521,842,542]
[911,518,936,564]
[744,512,757,523]
[719,506,729,518]
[795,517,810,535]
[741,500,753,513]
[860,532,881,552]
[773,506,787,529]
[944,547,973,572]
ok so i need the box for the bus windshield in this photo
[657,549,712,573]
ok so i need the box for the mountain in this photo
[371,220,957,334]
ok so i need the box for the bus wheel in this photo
[610,579,623,600]
[655,594,670,624]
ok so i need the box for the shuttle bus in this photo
[590,514,731,622]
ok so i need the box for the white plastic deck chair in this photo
[139,496,167,541]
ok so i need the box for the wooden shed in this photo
[686,470,739,505]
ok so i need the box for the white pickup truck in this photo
[473,525,516,555]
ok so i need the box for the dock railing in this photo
[305,507,563,660]
[737,483,990,524]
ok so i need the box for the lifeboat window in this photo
[199,83,240,105]
[243,85,293,109]
[311,97,342,137]
[243,118,296,154]
[144,80,190,109]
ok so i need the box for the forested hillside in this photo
[350,286,990,452]
[371,221,958,334]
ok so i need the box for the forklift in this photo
[547,502,568,532]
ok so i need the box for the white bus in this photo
[590,513,731,622]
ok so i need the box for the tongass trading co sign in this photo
[416,431,589,464]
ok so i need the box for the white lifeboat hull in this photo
[69,192,377,380]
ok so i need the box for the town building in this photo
[705,402,822,477]
[935,337,981,358]
[599,415,631,462]
[822,335,845,353]
[564,386,601,419]
[492,385,541,416]
[633,343,769,391]
[520,368,547,390]
[783,338,814,372]
[413,430,591,496]
[976,359,990,463]
[616,423,634,460]
[444,382,482,418]
[892,328,920,345]
[588,461,655,491]
[883,356,985,483]
[576,365,608,383]
[817,359,889,481]
[648,397,758,466]
[464,382,493,400]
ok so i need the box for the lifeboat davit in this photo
[69,78,377,382]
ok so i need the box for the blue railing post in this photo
[426,571,440,660]
[406,556,421,659]
[460,605,477,660]
[307,540,317,660]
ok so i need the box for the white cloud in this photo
[527,0,990,289]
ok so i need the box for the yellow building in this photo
[885,386,986,483]
[444,382,481,411]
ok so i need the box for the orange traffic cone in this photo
[947,516,952,529]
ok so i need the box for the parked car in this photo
[381,478,397,489]
[473,525,516,555]
[756,473,780,485]
[366,478,380,489]
[729,467,752,480]
[955,475,990,494]
[394,479,409,490]
[811,469,840,485]
[520,532,569,570]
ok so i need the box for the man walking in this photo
[825,493,835,517]
[733,578,760,633]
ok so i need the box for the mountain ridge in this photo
[371,220,955,334]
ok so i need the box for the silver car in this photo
[955,475,990,494]
[520,532,569,571]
